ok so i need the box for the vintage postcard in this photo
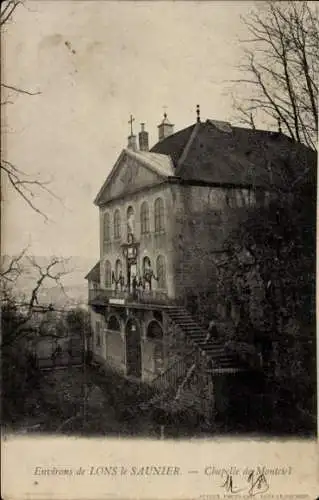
[1,1,318,499]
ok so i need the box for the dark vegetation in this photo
[185,184,316,436]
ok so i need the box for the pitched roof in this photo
[128,149,174,177]
[85,261,100,282]
[94,148,175,206]
[151,120,316,190]
[151,124,196,166]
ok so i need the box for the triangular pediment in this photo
[94,149,174,205]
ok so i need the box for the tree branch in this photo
[1,160,62,221]
[0,0,22,27]
[232,1,318,151]
[1,83,41,96]
[2,256,70,348]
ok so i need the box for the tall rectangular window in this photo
[114,209,121,239]
[141,201,150,234]
[103,212,110,242]
[154,198,165,233]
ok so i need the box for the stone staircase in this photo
[166,307,240,370]
[139,307,246,417]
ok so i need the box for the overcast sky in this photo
[3,0,258,259]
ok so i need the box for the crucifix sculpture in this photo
[128,114,135,135]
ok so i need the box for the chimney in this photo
[158,112,174,142]
[139,123,149,151]
[127,134,137,151]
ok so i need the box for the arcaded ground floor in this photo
[89,304,175,383]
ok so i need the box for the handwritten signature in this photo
[221,470,269,497]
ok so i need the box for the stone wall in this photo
[171,184,238,315]
[170,183,269,323]
[89,307,106,359]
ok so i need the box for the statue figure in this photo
[127,211,135,236]
[119,271,125,291]
[132,274,138,300]
[113,270,125,292]
[143,264,158,291]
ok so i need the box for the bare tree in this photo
[0,246,27,283]
[2,256,70,348]
[233,1,318,151]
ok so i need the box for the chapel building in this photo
[85,109,315,421]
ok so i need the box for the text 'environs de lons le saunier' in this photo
[33,465,292,477]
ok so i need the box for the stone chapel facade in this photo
[85,111,315,420]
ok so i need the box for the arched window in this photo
[147,320,163,340]
[140,201,150,234]
[107,315,121,332]
[105,260,112,288]
[115,259,122,280]
[113,209,121,239]
[156,255,166,289]
[154,198,165,233]
[143,256,151,274]
[127,206,135,237]
[103,212,110,242]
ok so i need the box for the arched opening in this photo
[142,256,152,291]
[105,260,112,288]
[153,311,163,323]
[143,256,151,273]
[107,315,121,332]
[125,318,141,378]
[147,320,163,340]
[156,255,166,289]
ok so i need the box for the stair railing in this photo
[152,349,197,393]
[175,363,196,401]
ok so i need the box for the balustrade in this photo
[88,287,170,305]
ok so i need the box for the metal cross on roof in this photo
[128,114,135,135]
